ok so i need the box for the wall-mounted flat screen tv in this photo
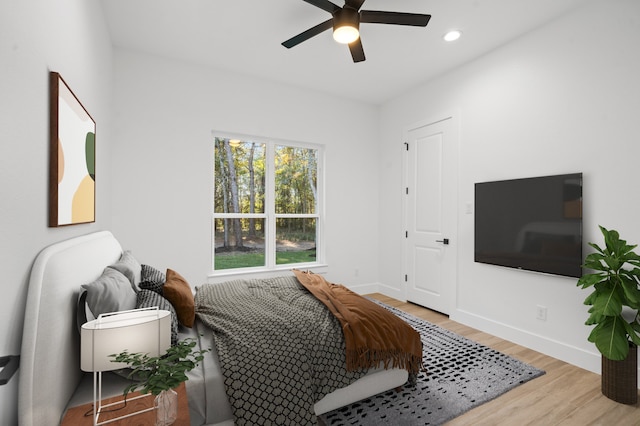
[474,173,582,278]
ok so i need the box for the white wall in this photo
[378,0,640,379]
[0,0,113,423]
[110,50,381,291]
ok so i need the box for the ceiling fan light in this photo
[333,25,359,44]
[333,8,360,44]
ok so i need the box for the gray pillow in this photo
[81,268,137,317]
[136,289,178,346]
[107,250,142,292]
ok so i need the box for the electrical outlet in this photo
[536,305,547,321]
[465,203,473,214]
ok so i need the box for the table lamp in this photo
[80,307,171,426]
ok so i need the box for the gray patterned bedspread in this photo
[194,275,367,425]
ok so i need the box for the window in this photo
[213,136,322,273]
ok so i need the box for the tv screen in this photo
[474,173,582,278]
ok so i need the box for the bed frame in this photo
[19,231,122,426]
[18,231,407,425]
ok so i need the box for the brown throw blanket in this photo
[293,270,423,374]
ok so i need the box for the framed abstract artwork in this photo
[49,72,96,227]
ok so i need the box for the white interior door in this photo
[404,116,458,314]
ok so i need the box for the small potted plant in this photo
[110,338,208,425]
[577,225,640,404]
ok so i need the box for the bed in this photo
[18,231,417,425]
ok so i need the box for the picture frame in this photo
[49,71,96,227]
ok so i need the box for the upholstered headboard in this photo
[19,231,122,426]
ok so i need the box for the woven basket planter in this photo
[601,344,638,405]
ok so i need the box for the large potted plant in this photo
[577,225,640,404]
[110,338,208,425]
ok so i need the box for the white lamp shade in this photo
[81,309,171,372]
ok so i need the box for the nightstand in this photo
[60,382,190,425]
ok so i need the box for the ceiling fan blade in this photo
[360,11,431,26]
[345,0,366,11]
[348,38,366,63]
[303,0,341,14]
[282,19,333,49]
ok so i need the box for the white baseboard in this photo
[373,282,405,301]
[452,309,640,388]
[348,282,382,296]
[348,282,405,301]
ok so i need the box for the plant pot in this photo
[155,388,178,426]
[601,344,638,405]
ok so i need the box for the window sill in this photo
[207,263,328,282]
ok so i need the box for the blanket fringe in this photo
[346,348,422,374]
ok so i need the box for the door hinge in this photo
[405,187,409,195]
[405,231,408,238]
[404,142,409,151]
[404,274,408,282]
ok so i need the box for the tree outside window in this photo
[213,137,320,272]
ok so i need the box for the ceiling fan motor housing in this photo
[333,8,360,33]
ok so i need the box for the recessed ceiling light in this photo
[443,30,462,42]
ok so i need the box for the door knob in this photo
[436,238,449,245]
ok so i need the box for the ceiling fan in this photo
[282,0,431,63]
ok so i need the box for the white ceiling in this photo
[100,0,589,105]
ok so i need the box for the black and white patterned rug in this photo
[319,301,545,426]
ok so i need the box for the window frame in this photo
[210,133,325,276]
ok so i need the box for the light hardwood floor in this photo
[367,293,640,426]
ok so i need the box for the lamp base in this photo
[92,371,154,426]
